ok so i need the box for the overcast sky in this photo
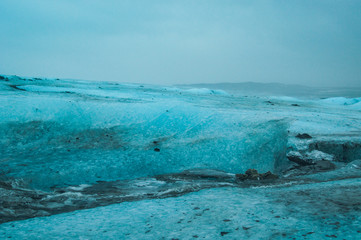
[1,0,360,87]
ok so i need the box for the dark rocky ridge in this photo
[236,169,278,181]
[296,133,312,139]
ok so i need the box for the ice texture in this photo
[1,76,361,190]
[0,76,292,189]
[1,179,361,240]
[1,75,361,238]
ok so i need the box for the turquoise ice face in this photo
[0,77,290,189]
[1,76,361,190]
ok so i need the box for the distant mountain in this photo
[176,82,361,98]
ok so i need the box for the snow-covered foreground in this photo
[1,75,361,239]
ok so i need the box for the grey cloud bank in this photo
[0,0,360,87]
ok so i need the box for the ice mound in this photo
[321,97,361,106]
[0,76,288,190]
[1,75,361,190]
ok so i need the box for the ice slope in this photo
[0,76,291,190]
[1,178,361,240]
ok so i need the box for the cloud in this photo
[0,0,360,87]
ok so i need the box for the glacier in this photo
[0,76,292,189]
[1,75,361,239]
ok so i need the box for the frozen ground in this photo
[1,178,361,239]
[0,75,361,239]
